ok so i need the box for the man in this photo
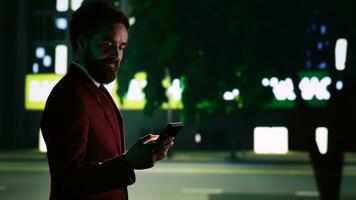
[41,1,174,199]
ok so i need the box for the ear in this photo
[77,35,88,51]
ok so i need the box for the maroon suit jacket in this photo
[41,64,135,200]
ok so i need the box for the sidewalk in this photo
[169,150,356,165]
[1,149,356,165]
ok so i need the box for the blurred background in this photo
[0,0,356,199]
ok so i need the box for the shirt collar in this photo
[72,61,101,88]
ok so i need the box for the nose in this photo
[111,45,122,61]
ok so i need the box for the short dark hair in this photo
[70,0,129,52]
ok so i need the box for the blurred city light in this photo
[315,127,328,154]
[262,77,296,101]
[55,18,68,30]
[166,79,183,101]
[35,47,45,59]
[127,79,146,101]
[43,55,52,67]
[254,126,288,154]
[32,63,39,73]
[223,88,239,101]
[195,133,202,144]
[336,80,343,90]
[320,25,326,35]
[261,78,269,87]
[129,17,136,26]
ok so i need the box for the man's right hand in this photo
[124,134,159,170]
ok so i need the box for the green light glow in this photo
[25,72,184,110]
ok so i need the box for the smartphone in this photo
[155,122,184,144]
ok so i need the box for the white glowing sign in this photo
[127,79,147,101]
[167,79,183,101]
[254,126,288,154]
[262,76,332,102]
[298,76,331,100]
[263,77,296,101]
[25,74,62,110]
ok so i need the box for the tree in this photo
[118,0,350,123]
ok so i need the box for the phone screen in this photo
[155,122,184,143]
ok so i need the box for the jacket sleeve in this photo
[41,85,135,195]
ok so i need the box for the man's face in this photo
[84,22,128,84]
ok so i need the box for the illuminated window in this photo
[335,38,348,71]
[55,44,68,74]
[56,0,69,12]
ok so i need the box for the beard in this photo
[84,48,120,84]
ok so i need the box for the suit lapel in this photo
[67,65,123,152]
[99,87,127,152]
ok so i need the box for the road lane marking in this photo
[181,188,223,194]
[295,190,319,197]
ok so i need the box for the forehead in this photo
[94,22,128,42]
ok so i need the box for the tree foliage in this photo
[117,0,356,122]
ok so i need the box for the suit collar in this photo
[71,62,101,88]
